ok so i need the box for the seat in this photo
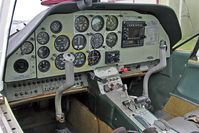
[168,109,199,133]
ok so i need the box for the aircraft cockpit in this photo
[0,1,198,133]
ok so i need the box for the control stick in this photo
[140,40,167,108]
[55,53,75,133]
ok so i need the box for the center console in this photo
[93,66,176,132]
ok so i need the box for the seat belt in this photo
[185,114,199,126]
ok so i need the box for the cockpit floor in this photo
[12,101,77,133]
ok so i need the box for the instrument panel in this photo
[5,10,170,82]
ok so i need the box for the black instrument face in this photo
[54,35,70,52]
[37,46,50,59]
[90,33,104,49]
[50,20,62,33]
[55,54,65,70]
[105,51,120,64]
[37,32,50,45]
[106,15,118,31]
[73,52,86,67]
[72,34,87,50]
[106,32,118,48]
[20,41,34,54]
[38,60,50,72]
[75,16,89,32]
[14,59,29,73]
[88,50,101,66]
[91,16,104,32]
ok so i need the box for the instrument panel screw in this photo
[30,37,35,41]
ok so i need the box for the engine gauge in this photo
[106,32,118,48]
[90,33,104,49]
[75,16,89,32]
[50,20,62,33]
[91,16,104,32]
[14,59,29,73]
[88,50,101,66]
[37,46,50,59]
[72,34,87,50]
[20,41,34,54]
[38,60,50,72]
[55,54,65,70]
[54,35,70,52]
[106,15,118,31]
[37,31,49,45]
[73,52,86,67]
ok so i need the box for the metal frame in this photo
[0,0,23,132]
[0,0,16,91]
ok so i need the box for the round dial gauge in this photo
[14,59,29,73]
[106,15,118,31]
[75,16,89,32]
[38,60,50,72]
[50,20,62,33]
[54,35,70,52]
[91,16,104,31]
[72,34,87,50]
[20,41,34,54]
[55,54,65,70]
[73,52,86,67]
[37,46,50,59]
[106,32,118,48]
[90,33,104,49]
[88,50,101,66]
[37,32,49,45]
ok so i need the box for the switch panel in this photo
[5,73,88,102]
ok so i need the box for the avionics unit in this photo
[122,21,146,48]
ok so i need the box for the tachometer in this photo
[88,50,101,66]
[72,34,87,50]
[90,33,104,49]
[38,60,50,72]
[20,41,34,54]
[106,32,118,48]
[37,46,50,59]
[73,52,86,67]
[106,15,118,31]
[75,16,89,32]
[91,16,104,32]
[50,20,62,33]
[54,35,70,52]
[37,32,49,45]
[55,54,65,70]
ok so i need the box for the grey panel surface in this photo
[5,10,170,81]
[5,35,36,82]
[7,3,181,58]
